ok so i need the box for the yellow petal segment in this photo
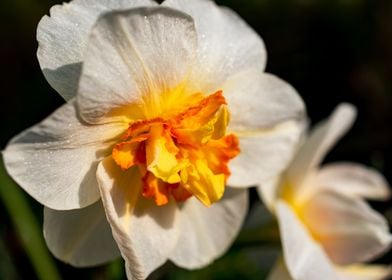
[182,159,225,207]
[211,106,229,140]
[146,125,182,184]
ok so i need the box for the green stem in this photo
[107,258,125,280]
[0,157,61,280]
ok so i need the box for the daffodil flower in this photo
[261,104,392,280]
[3,0,305,278]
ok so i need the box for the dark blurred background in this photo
[0,0,391,279]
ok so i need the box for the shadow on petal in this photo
[133,198,176,230]
[42,62,82,101]
[101,157,176,230]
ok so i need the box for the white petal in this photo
[224,72,305,132]
[3,101,126,210]
[96,157,180,280]
[301,190,392,265]
[337,264,392,280]
[228,120,303,187]
[43,201,120,267]
[37,0,156,100]
[286,103,357,191]
[315,162,391,200]
[267,257,294,280]
[163,0,267,90]
[276,200,341,280]
[169,188,248,269]
[257,176,281,213]
[224,71,305,198]
[77,7,198,123]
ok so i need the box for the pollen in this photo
[112,91,240,207]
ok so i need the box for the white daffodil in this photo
[260,104,392,280]
[3,0,305,278]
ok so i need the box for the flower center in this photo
[112,91,240,206]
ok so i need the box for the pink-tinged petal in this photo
[169,188,248,269]
[37,0,157,100]
[276,200,341,280]
[77,7,198,124]
[315,162,391,201]
[301,190,392,265]
[228,121,303,188]
[3,101,127,210]
[337,264,392,280]
[96,157,180,280]
[286,104,356,194]
[43,201,120,267]
[163,0,267,90]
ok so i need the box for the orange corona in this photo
[112,91,240,207]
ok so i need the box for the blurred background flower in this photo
[0,0,391,279]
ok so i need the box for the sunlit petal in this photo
[3,101,126,210]
[77,7,198,123]
[37,0,156,100]
[163,0,267,90]
[229,121,303,187]
[225,72,305,132]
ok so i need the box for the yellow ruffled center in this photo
[112,91,240,207]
